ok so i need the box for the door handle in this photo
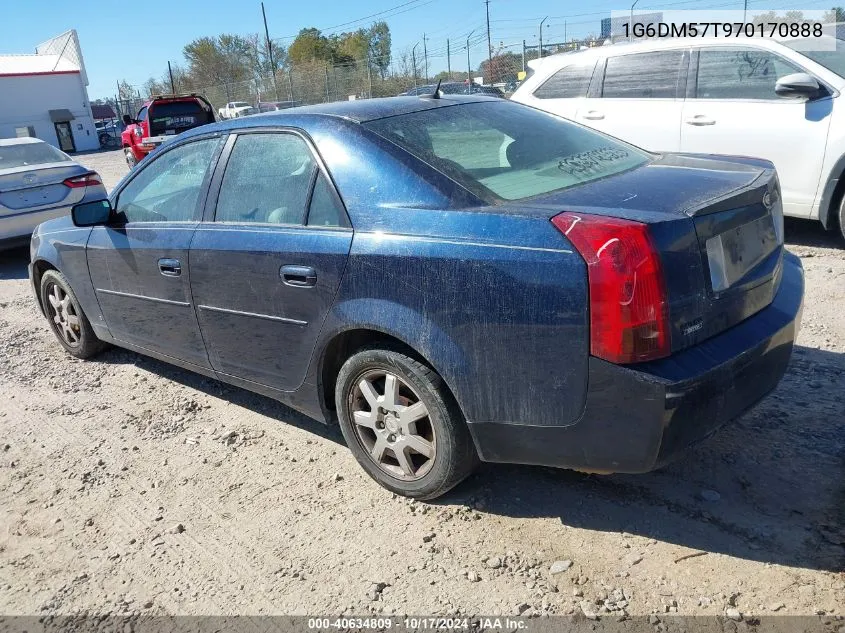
[685,115,716,126]
[582,110,605,120]
[158,258,181,277]
[280,265,317,287]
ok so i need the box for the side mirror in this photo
[71,199,112,227]
[775,73,821,99]
[122,114,133,125]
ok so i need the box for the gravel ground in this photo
[0,149,843,619]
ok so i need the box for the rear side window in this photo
[602,50,685,98]
[364,101,650,202]
[695,48,802,100]
[215,133,317,224]
[533,63,595,99]
[307,173,349,228]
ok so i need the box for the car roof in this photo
[193,95,501,135]
[0,137,46,146]
[527,36,795,71]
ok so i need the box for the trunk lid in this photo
[0,163,86,214]
[524,153,784,354]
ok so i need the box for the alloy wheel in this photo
[46,283,81,347]
[348,370,437,481]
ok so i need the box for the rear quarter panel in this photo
[322,211,589,427]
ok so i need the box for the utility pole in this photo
[447,39,451,79]
[167,61,175,94]
[485,0,493,85]
[522,40,526,72]
[261,2,279,100]
[743,0,748,22]
[423,34,429,83]
[466,28,477,93]
[539,17,548,58]
[630,0,640,41]
[412,43,419,88]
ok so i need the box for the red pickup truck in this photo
[121,94,216,168]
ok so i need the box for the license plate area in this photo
[705,213,776,294]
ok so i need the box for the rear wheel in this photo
[335,347,478,499]
[40,270,107,359]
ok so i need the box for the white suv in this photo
[512,37,845,240]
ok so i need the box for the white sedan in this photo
[0,138,106,249]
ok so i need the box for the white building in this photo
[0,30,98,153]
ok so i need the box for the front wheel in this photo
[838,194,845,243]
[40,270,107,359]
[335,347,478,499]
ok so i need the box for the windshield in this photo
[364,101,650,201]
[0,142,70,169]
[782,37,845,77]
[232,102,251,108]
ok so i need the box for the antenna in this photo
[431,78,443,99]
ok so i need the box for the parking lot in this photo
[0,148,843,618]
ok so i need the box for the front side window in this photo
[695,48,802,100]
[533,63,595,99]
[136,106,148,122]
[364,101,650,202]
[114,137,222,223]
[215,133,317,224]
[602,50,686,98]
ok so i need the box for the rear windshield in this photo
[149,101,213,135]
[0,142,70,169]
[783,37,845,77]
[364,101,649,201]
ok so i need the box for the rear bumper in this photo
[0,205,71,246]
[468,251,804,473]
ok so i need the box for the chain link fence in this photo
[106,36,612,121]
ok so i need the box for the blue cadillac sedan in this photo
[29,96,804,499]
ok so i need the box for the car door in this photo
[86,134,225,368]
[518,60,597,121]
[189,131,353,391]
[574,48,688,151]
[680,46,833,219]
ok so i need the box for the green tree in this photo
[368,22,391,78]
[288,28,333,64]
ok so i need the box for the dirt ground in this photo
[0,149,843,619]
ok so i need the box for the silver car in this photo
[0,138,106,248]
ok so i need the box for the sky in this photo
[0,0,834,99]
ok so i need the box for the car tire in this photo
[335,346,478,500]
[124,148,137,169]
[838,194,845,243]
[40,270,108,359]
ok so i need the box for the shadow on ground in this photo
[0,246,29,281]
[785,217,843,249]
[449,345,845,573]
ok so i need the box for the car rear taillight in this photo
[552,212,670,364]
[63,172,101,188]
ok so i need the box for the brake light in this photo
[552,212,670,364]
[63,172,101,188]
